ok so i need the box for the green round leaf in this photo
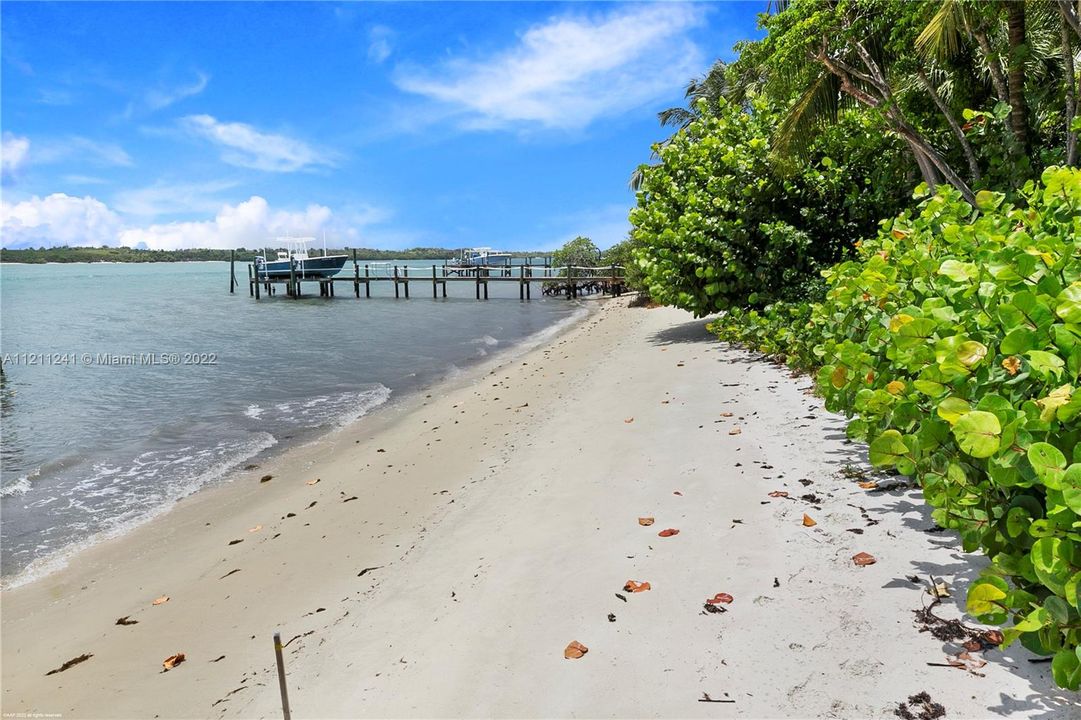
[952,410,1001,458]
[869,429,909,468]
[1029,443,1068,489]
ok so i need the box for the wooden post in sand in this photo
[273,632,292,720]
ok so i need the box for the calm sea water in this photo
[0,261,582,586]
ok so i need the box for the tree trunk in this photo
[906,139,941,191]
[1063,12,1079,165]
[916,68,982,181]
[1006,1,1030,154]
[1057,0,1081,42]
[973,28,1009,102]
[816,46,977,206]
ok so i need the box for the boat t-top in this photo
[254,236,348,279]
[457,247,512,267]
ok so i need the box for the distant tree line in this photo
[0,246,553,264]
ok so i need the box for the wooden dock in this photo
[229,250,626,301]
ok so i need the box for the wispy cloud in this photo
[34,136,134,167]
[368,25,394,64]
[394,5,706,131]
[540,203,631,250]
[37,88,74,106]
[145,71,209,111]
[112,179,239,216]
[180,114,335,172]
[62,174,110,186]
[2,133,31,183]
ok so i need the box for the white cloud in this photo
[146,71,209,111]
[34,136,133,167]
[394,5,705,131]
[117,196,350,249]
[113,179,240,217]
[2,133,30,181]
[1,193,123,247]
[368,25,393,64]
[180,115,335,172]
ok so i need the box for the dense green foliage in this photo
[630,98,908,316]
[711,168,1081,685]
[628,0,1081,688]
[551,236,601,269]
[0,246,552,264]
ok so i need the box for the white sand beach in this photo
[2,299,1076,719]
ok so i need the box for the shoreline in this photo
[2,299,1075,719]
[0,300,593,591]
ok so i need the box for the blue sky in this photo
[1,2,765,251]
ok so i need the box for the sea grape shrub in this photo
[712,167,1081,688]
[629,97,905,317]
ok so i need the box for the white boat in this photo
[254,237,348,279]
[458,247,512,267]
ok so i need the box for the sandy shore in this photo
[2,298,1076,719]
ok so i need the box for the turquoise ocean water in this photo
[0,260,581,586]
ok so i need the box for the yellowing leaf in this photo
[888,314,915,332]
[886,380,906,395]
[1036,385,1073,423]
[802,514,817,527]
[956,341,988,368]
[831,366,847,389]
[1002,356,1021,375]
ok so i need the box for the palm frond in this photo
[773,70,840,159]
[917,0,965,61]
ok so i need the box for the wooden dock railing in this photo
[237,250,626,301]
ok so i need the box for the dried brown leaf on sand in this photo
[564,641,588,659]
[852,552,876,566]
[658,528,680,537]
[927,581,950,598]
[306,479,320,485]
[638,517,655,526]
[858,481,878,490]
[946,651,987,676]
[623,580,651,593]
[706,593,734,605]
[802,514,817,527]
[248,525,262,533]
[719,412,734,417]
[624,417,634,424]
[768,491,789,498]
[728,427,742,435]
[162,653,186,671]
[152,595,170,606]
